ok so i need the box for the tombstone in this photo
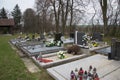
[54,33,62,41]
[70,32,74,39]
[111,38,120,60]
[92,32,103,41]
[74,31,85,45]
[115,41,120,60]
[111,38,116,59]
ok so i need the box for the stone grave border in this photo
[32,53,88,68]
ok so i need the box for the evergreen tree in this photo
[11,4,22,27]
[0,7,8,19]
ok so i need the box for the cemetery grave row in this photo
[10,32,85,68]
[9,31,120,80]
[10,31,111,68]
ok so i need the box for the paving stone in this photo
[21,57,40,73]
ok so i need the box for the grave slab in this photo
[47,54,120,80]
[21,45,65,56]
[32,52,87,68]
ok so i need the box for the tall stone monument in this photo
[111,38,120,60]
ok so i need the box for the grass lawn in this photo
[103,36,120,45]
[0,35,54,80]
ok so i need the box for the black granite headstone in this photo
[111,38,116,59]
[115,41,120,60]
[75,32,85,45]
[111,38,120,60]
[92,32,103,41]
[70,33,74,39]
[54,33,62,41]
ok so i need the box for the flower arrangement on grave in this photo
[56,40,63,47]
[67,45,81,55]
[83,34,92,41]
[57,51,66,59]
[54,33,63,47]
[82,34,92,46]
[92,41,99,47]
[45,40,56,47]
[45,40,63,47]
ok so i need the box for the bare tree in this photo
[35,0,53,33]
[108,0,120,36]
[35,0,95,35]
[99,0,108,35]
[50,0,61,33]
[69,0,74,32]
[69,0,85,32]
[61,0,71,34]
[50,0,76,34]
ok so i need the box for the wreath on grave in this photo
[57,51,66,59]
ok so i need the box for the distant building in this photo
[0,19,14,34]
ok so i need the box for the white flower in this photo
[58,55,61,58]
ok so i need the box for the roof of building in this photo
[0,19,15,26]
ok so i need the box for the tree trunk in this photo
[100,0,108,36]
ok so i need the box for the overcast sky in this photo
[0,0,35,13]
[0,0,118,25]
